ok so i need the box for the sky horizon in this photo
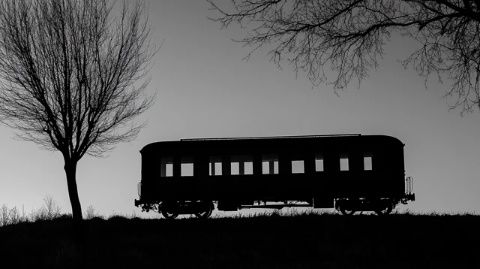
[0,0,479,217]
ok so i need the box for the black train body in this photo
[135,135,415,218]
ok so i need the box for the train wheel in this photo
[160,202,179,219]
[162,210,179,219]
[374,204,393,216]
[339,206,356,215]
[194,201,214,219]
[336,199,356,215]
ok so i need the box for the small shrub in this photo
[0,205,27,226]
[85,205,96,220]
[8,206,22,225]
[0,205,9,226]
[30,196,62,222]
[43,196,62,220]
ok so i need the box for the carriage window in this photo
[262,155,279,174]
[230,155,253,175]
[262,160,279,174]
[209,161,222,176]
[315,156,324,172]
[231,162,240,175]
[164,163,173,177]
[160,157,173,177]
[181,163,194,176]
[209,157,223,176]
[364,156,373,171]
[340,157,349,171]
[291,160,305,174]
[180,157,194,177]
[244,161,253,175]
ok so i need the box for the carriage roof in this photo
[140,134,403,155]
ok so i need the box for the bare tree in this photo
[209,0,480,112]
[0,0,155,221]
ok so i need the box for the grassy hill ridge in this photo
[0,213,478,268]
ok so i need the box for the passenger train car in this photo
[134,135,415,218]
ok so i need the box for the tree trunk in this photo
[64,160,83,221]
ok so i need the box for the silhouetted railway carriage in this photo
[135,135,415,218]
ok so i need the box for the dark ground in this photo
[0,213,478,268]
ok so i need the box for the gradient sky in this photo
[0,0,479,217]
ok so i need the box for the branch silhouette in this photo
[0,0,156,221]
[209,0,480,112]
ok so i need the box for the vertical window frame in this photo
[262,154,279,175]
[160,157,174,178]
[315,154,324,172]
[230,155,254,176]
[209,156,223,176]
[363,155,373,171]
[340,155,349,171]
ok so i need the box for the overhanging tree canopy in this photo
[209,0,480,112]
